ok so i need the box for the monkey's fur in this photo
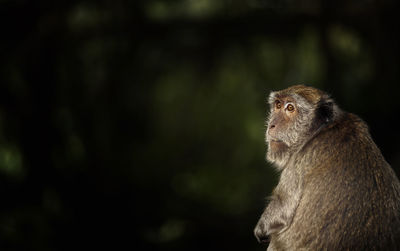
[254,85,400,250]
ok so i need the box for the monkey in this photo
[254,85,400,250]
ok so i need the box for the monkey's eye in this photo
[286,103,295,112]
[275,100,282,109]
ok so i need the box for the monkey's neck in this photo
[292,113,340,163]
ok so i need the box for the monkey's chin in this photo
[267,141,290,168]
[269,140,288,152]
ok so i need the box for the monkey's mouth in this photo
[269,138,284,143]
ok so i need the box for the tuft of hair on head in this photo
[279,85,325,104]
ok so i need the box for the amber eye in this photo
[275,100,282,109]
[286,104,295,112]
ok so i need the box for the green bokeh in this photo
[1,1,400,250]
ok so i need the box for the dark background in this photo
[1,0,400,250]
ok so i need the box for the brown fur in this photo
[255,85,400,250]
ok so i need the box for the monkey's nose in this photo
[269,124,276,129]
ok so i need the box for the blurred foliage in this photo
[1,0,400,250]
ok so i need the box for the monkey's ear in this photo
[317,102,333,122]
[315,97,336,124]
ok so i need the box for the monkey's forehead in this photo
[268,93,295,104]
[268,85,326,105]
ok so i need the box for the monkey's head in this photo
[266,85,340,168]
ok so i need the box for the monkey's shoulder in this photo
[311,112,372,150]
[326,112,369,139]
[298,112,386,172]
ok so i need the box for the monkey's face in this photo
[267,98,297,150]
[266,89,317,168]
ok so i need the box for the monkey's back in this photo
[274,113,400,251]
